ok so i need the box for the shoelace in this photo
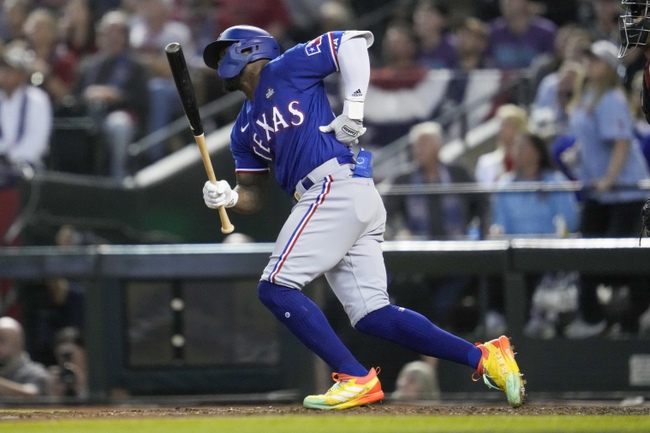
[481,373,501,391]
[326,367,380,395]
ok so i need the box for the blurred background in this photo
[0,0,649,406]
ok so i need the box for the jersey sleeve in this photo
[230,131,270,173]
[279,31,371,91]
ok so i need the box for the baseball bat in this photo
[165,42,234,234]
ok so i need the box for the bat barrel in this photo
[165,42,204,136]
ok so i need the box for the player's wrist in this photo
[225,189,239,208]
[343,100,364,121]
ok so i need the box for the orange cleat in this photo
[303,367,384,410]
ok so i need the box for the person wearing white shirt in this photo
[0,43,52,171]
[474,104,528,185]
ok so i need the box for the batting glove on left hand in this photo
[319,114,366,146]
[203,180,238,209]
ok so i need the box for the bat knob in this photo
[165,42,181,53]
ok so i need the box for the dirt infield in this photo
[2,402,649,421]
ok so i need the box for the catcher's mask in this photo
[619,0,650,57]
[203,25,281,79]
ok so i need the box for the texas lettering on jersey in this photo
[249,101,306,161]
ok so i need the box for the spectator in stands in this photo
[530,26,591,182]
[365,21,428,146]
[533,61,585,188]
[564,40,650,338]
[392,359,440,402]
[454,16,490,71]
[129,0,192,164]
[489,132,579,236]
[44,225,88,332]
[214,0,294,49]
[529,23,591,95]
[489,132,581,339]
[474,103,528,185]
[0,45,40,309]
[473,103,528,337]
[23,7,78,108]
[531,60,585,141]
[486,0,557,69]
[73,10,150,180]
[371,21,427,89]
[58,0,97,61]
[0,316,49,397]
[587,0,621,44]
[412,0,457,69]
[569,41,649,235]
[318,0,356,34]
[1,0,31,44]
[0,41,52,171]
[386,121,487,240]
[183,0,219,62]
[47,326,87,398]
[93,0,121,17]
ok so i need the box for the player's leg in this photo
[259,174,386,409]
[341,250,525,406]
[258,172,371,376]
[257,281,367,377]
[326,185,525,407]
[329,224,483,368]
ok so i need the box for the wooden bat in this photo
[165,42,234,234]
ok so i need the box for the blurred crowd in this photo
[0,0,644,179]
[1,0,650,401]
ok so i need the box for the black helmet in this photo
[619,0,650,57]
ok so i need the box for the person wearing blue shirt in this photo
[565,40,650,338]
[490,133,579,236]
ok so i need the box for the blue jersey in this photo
[230,31,356,196]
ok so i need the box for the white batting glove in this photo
[203,180,238,209]
[319,114,366,146]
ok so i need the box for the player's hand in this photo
[319,114,366,146]
[203,180,239,209]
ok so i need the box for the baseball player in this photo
[201,25,525,409]
[619,1,650,239]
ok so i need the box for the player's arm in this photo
[203,171,269,214]
[231,171,269,214]
[319,32,372,145]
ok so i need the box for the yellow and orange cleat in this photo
[303,367,384,410]
[473,335,526,408]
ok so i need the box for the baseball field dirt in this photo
[2,401,649,419]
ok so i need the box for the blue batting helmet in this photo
[203,25,281,78]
